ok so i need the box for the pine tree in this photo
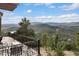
[16,18,35,37]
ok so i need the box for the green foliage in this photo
[1,31,7,36]
[64,40,75,50]
[75,32,79,49]
[49,36,55,50]
[19,18,30,27]
[53,33,65,56]
[54,33,59,49]
[41,32,48,48]
[41,31,65,56]
[10,18,36,43]
[16,18,35,37]
[41,32,52,51]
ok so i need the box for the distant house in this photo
[10,31,16,34]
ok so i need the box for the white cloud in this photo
[35,16,54,19]
[26,9,32,13]
[48,5,55,9]
[0,9,15,16]
[58,13,79,18]
[62,3,79,10]
[23,4,31,6]
[2,16,24,24]
[2,12,33,24]
[34,13,79,23]
[45,3,53,6]
[33,3,44,6]
[2,8,79,24]
[45,3,55,9]
[23,3,55,9]
[0,9,23,24]
[34,3,52,6]
[33,3,55,9]
[2,13,79,24]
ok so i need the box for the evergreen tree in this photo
[53,30,65,56]
[16,18,35,37]
[41,32,48,49]
[75,32,79,49]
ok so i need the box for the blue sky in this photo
[13,3,72,16]
[0,3,79,24]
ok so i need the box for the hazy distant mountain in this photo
[30,22,79,39]
[2,24,19,32]
[46,22,79,27]
[1,22,79,35]
[1,22,79,39]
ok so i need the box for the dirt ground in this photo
[40,48,56,56]
[63,51,75,56]
[40,48,76,56]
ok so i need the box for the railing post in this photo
[0,36,2,44]
[38,40,41,56]
[2,45,3,56]
[20,45,23,55]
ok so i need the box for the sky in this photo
[0,3,79,24]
